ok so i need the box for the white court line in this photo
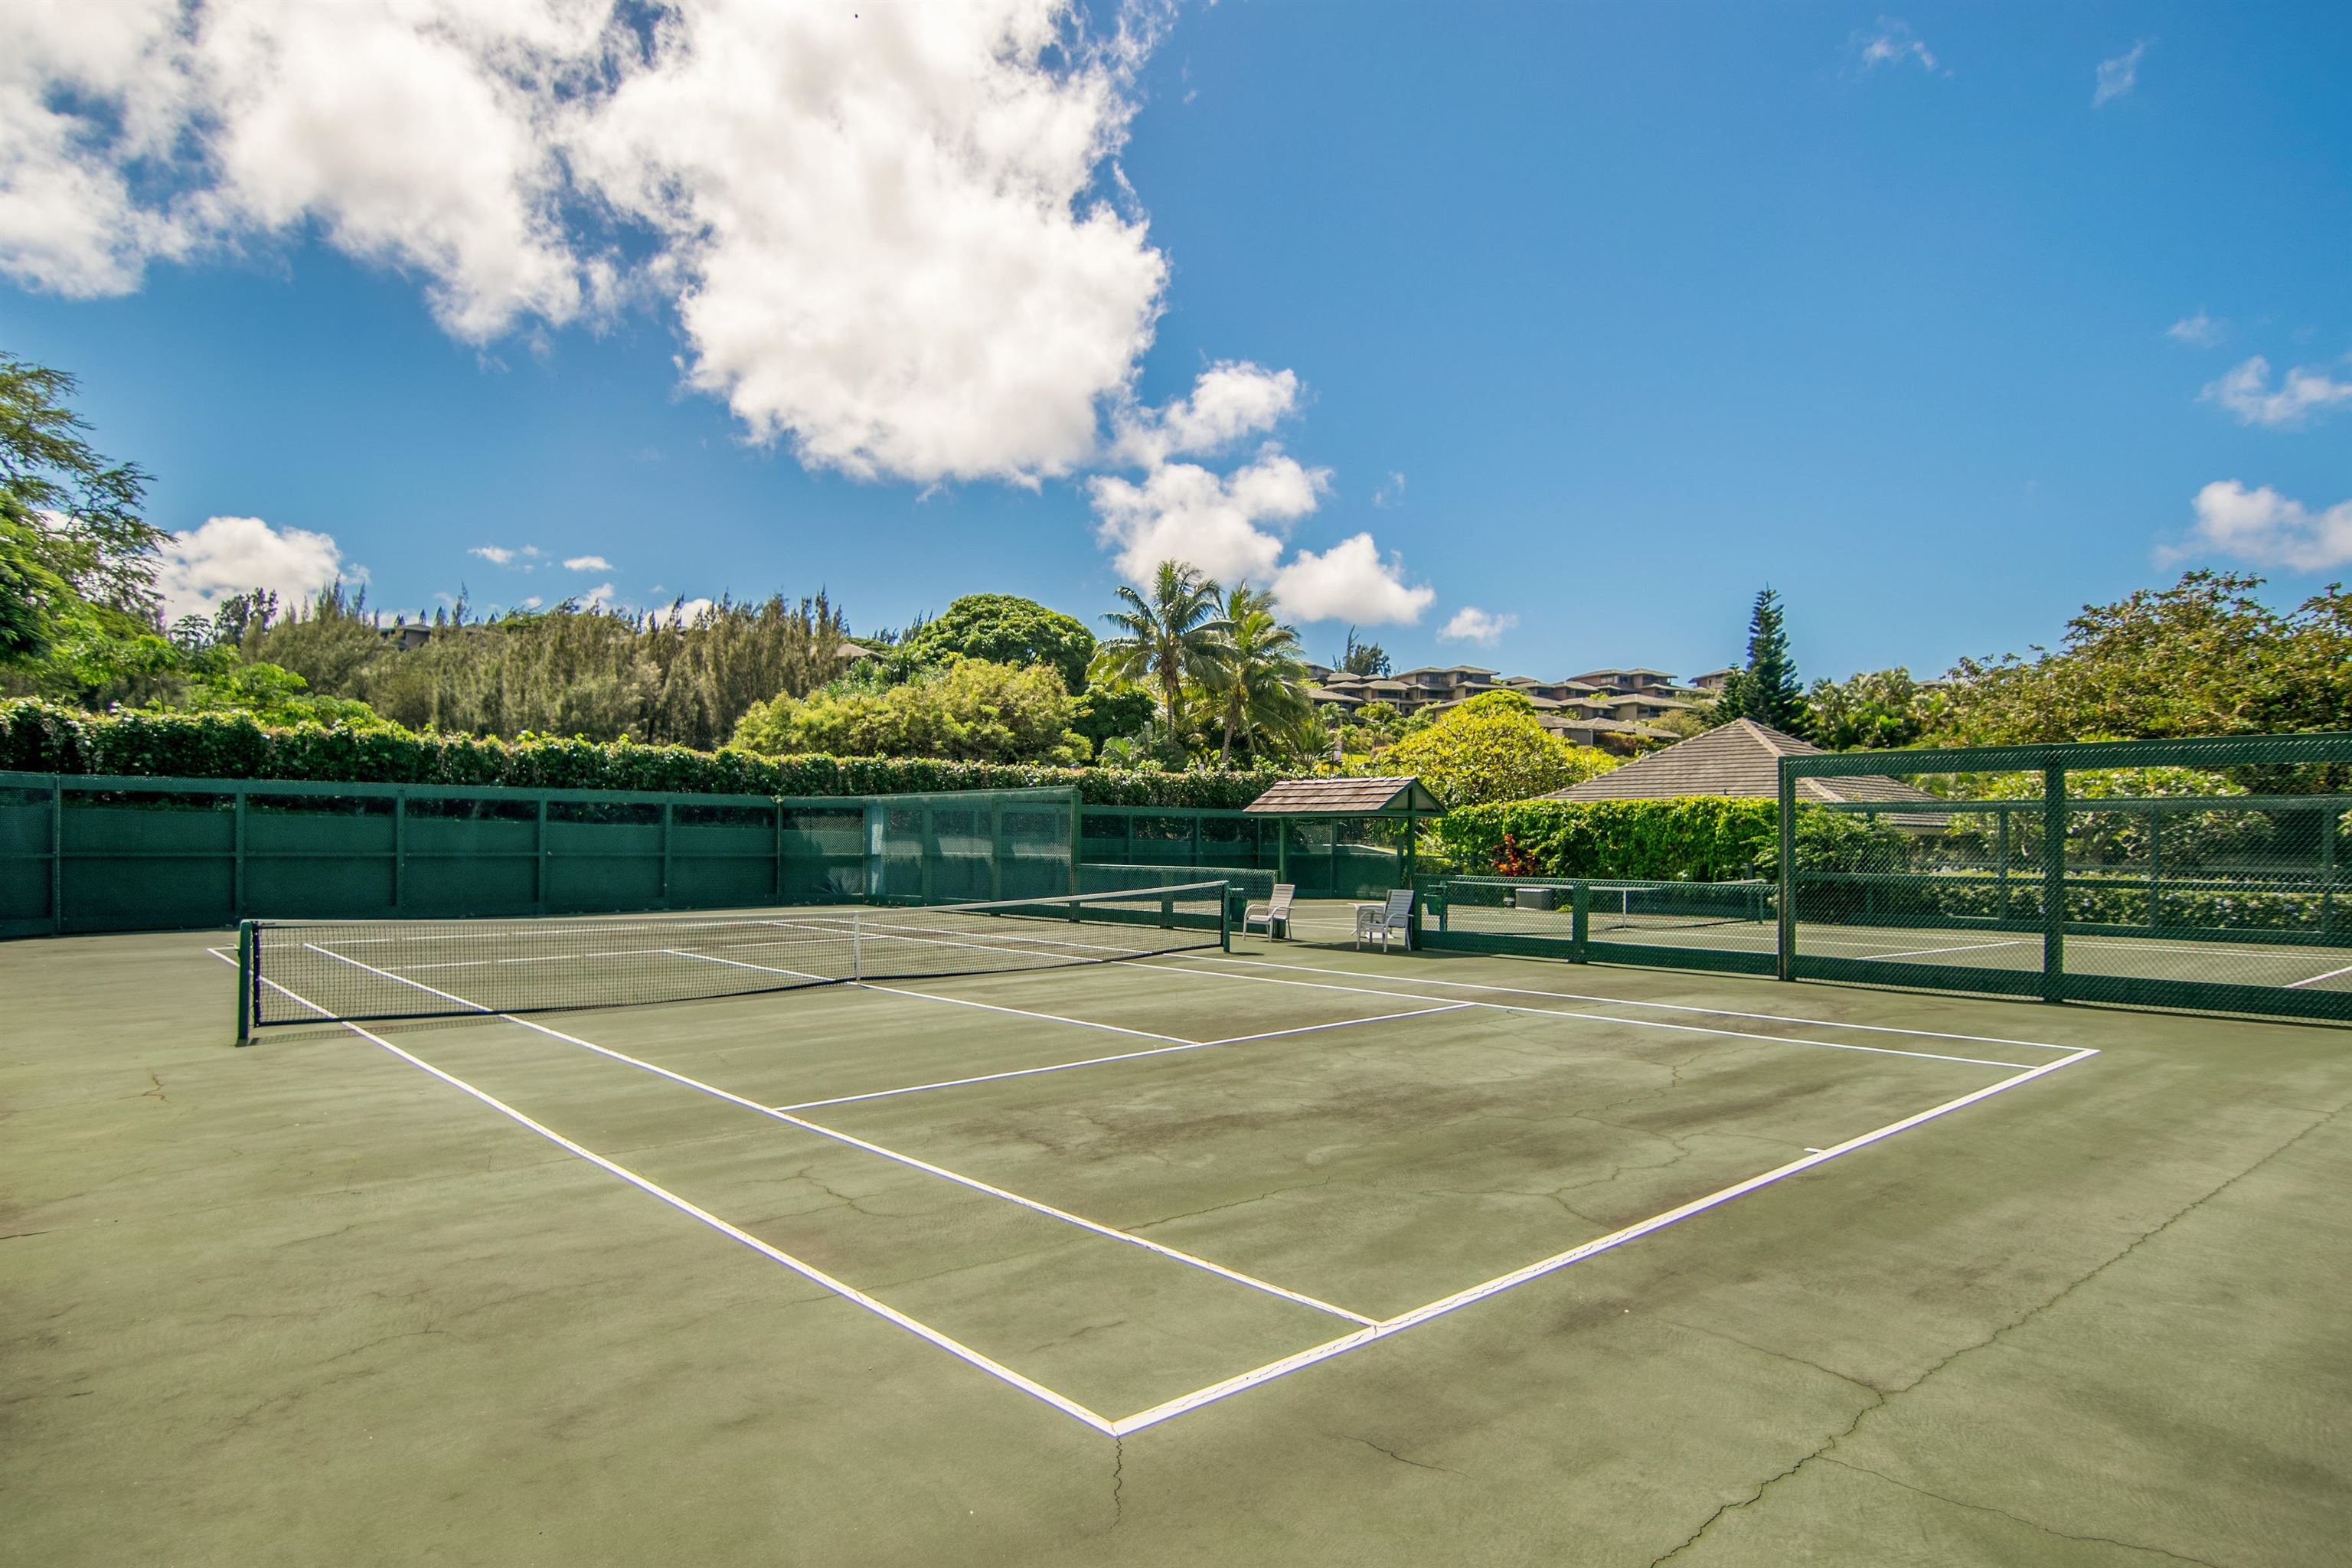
[664,948,835,984]
[2286,962,2352,990]
[1856,938,2036,962]
[1183,952,2083,1052]
[205,951,1116,1434]
[776,1002,1472,1112]
[1145,962,2028,1070]
[1109,1042,2102,1436]
[853,983,1194,1046]
[293,948,1373,1326]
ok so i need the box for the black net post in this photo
[235,920,256,1045]
[2042,764,2066,1003]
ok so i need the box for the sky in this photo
[2,0,2347,683]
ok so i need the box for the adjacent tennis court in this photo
[7,897,2348,1566]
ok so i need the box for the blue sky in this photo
[2,1,2346,682]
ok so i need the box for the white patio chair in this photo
[1355,888,1416,952]
[1242,884,1296,940]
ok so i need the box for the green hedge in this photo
[1436,797,1782,883]
[0,700,1277,808]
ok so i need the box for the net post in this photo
[234,920,256,1046]
[851,911,862,982]
[1220,883,1233,952]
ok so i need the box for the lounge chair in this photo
[1355,888,1415,952]
[1243,884,1296,940]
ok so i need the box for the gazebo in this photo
[1243,776,1446,898]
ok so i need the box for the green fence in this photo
[0,773,1082,936]
[1425,733,2350,1023]
[1078,805,1408,901]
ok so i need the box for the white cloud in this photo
[564,2,1165,484]
[2201,355,2352,427]
[1109,361,1300,467]
[2164,481,2352,572]
[1272,536,1432,626]
[1854,18,1939,73]
[514,596,544,611]
[2,0,1168,485]
[563,554,612,572]
[1439,607,1517,645]
[471,544,519,565]
[2167,312,2225,347]
[1088,449,1325,586]
[152,515,354,622]
[2094,40,2151,106]
[1372,472,1406,509]
[575,581,617,609]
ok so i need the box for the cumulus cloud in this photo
[152,515,354,622]
[575,581,617,609]
[1088,448,1325,587]
[2167,312,2226,347]
[1109,361,1300,467]
[2094,41,2151,106]
[515,595,544,611]
[564,554,612,572]
[2164,481,2352,572]
[1854,18,1939,73]
[2,0,1168,485]
[1439,607,1517,645]
[2201,356,2352,427]
[471,545,518,565]
[1271,536,1434,626]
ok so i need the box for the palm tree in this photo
[1096,560,1230,734]
[1208,583,1314,764]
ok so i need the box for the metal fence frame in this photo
[0,772,1085,936]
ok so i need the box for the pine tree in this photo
[1713,586,1807,737]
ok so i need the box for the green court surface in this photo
[5,907,2349,1565]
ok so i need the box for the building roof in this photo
[1692,667,1740,681]
[1306,687,1364,707]
[1540,720,1949,805]
[1244,776,1445,816]
[1393,665,1498,679]
[1568,667,1675,683]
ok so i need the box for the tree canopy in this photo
[1709,586,1807,736]
[893,593,1096,694]
[1385,690,1619,807]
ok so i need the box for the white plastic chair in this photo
[1355,888,1415,952]
[1242,884,1296,940]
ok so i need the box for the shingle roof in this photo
[1540,720,1948,805]
[1244,777,1445,815]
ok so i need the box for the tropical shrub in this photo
[1436,796,1782,883]
[1386,691,1617,806]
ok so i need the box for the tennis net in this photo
[238,882,1230,1036]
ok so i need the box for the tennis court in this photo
[7,893,2349,1565]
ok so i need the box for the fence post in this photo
[2146,801,2161,933]
[991,797,1004,901]
[660,802,673,908]
[1571,879,1590,964]
[391,792,406,912]
[2322,801,2339,941]
[233,785,247,920]
[773,802,784,905]
[51,778,64,936]
[536,798,549,916]
[2042,764,2066,1003]
[1775,764,1795,981]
